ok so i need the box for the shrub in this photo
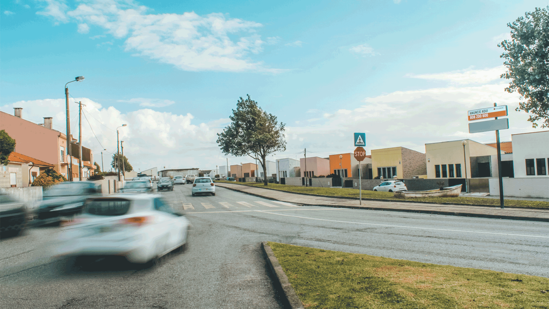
[88,174,104,180]
[32,168,66,187]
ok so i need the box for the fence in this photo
[1,187,43,210]
[489,177,549,199]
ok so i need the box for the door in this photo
[10,172,17,187]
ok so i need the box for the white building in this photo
[259,160,276,179]
[512,130,549,178]
[276,158,300,181]
[219,165,228,178]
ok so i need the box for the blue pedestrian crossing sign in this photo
[354,133,366,146]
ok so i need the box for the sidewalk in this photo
[216,183,549,222]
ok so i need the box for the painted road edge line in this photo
[261,242,304,309]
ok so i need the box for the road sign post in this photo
[354,145,366,205]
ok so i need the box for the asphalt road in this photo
[1,184,548,308]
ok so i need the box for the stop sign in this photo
[354,147,366,161]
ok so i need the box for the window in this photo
[442,164,448,178]
[537,158,547,175]
[456,164,462,177]
[392,167,397,178]
[526,159,535,176]
[382,168,387,179]
[377,168,381,178]
[448,164,454,178]
[435,165,441,178]
[60,147,65,162]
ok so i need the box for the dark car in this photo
[157,177,174,191]
[0,193,27,238]
[120,180,153,193]
[34,182,101,226]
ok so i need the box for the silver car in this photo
[191,177,215,196]
[373,180,407,192]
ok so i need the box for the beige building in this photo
[241,163,258,177]
[230,165,242,178]
[1,152,55,188]
[0,108,94,180]
[300,157,330,178]
[425,139,501,179]
[371,147,426,179]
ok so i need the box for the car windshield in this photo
[44,183,93,197]
[85,199,131,216]
[174,176,182,179]
[194,178,211,184]
[124,181,148,188]
[160,178,171,183]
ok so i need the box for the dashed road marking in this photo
[272,201,299,207]
[255,201,278,208]
[219,202,232,209]
[201,203,215,209]
[237,201,254,208]
[182,203,194,210]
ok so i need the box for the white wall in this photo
[1,186,43,210]
[512,131,549,178]
[260,161,276,178]
[489,177,549,199]
[276,158,300,181]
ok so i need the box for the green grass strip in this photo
[215,181,549,209]
[268,242,549,308]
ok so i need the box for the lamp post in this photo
[65,76,85,181]
[462,140,468,193]
[117,124,127,181]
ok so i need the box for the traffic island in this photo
[266,242,549,308]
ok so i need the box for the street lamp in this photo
[65,76,85,181]
[117,124,127,181]
[462,140,468,193]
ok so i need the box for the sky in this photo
[1,0,548,172]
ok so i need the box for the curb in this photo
[261,242,304,309]
[217,184,549,223]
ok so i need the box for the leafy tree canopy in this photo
[499,6,549,128]
[32,168,66,187]
[94,162,101,173]
[111,153,133,172]
[217,95,286,185]
[0,130,16,166]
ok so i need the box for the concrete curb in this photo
[261,242,304,309]
[218,184,549,223]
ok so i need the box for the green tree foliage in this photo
[0,130,16,166]
[111,154,133,172]
[32,168,66,187]
[94,161,101,173]
[217,95,286,186]
[499,6,549,128]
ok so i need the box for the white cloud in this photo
[0,98,224,171]
[408,66,506,85]
[90,34,106,40]
[285,40,302,47]
[4,10,15,15]
[118,98,175,107]
[36,0,68,23]
[77,23,89,33]
[38,0,278,72]
[349,44,376,56]
[492,33,511,44]
[266,36,280,44]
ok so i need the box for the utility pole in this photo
[304,148,307,187]
[226,157,229,179]
[117,130,120,181]
[65,87,72,181]
[121,141,125,180]
[101,151,104,173]
[77,101,85,181]
[494,102,505,209]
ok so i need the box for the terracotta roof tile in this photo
[8,152,54,167]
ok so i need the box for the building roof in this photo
[159,168,199,172]
[8,152,54,167]
[511,130,549,136]
[485,142,513,154]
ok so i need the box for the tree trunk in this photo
[261,155,268,186]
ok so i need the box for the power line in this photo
[82,108,111,153]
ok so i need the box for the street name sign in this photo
[354,147,366,161]
[354,133,366,146]
[468,105,508,121]
[469,118,509,134]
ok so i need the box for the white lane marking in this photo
[256,211,549,239]
[255,201,278,208]
[272,201,299,207]
[219,202,232,209]
[187,208,331,214]
[201,203,215,209]
[237,201,254,208]
[182,203,194,210]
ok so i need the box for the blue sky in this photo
[1,0,548,171]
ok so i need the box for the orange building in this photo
[329,153,355,177]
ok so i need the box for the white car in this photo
[54,194,189,266]
[173,175,186,185]
[191,177,215,196]
[373,180,407,192]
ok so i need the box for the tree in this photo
[94,162,101,173]
[499,6,549,128]
[32,168,66,187]
[217,95,286,186]
[0,130,16,166]
[111,154,133,172]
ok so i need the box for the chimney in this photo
[44,117,53,129]
[14,107,22,118]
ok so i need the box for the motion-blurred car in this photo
[373,180,407,192]
[226,177,236,181]
[173,175,185,185]
[186,175,196,184]
[35,182,101,226]
[192,177,215,196]
[120,180,153,193]
[54,194,189,265]
[0,192,28,238]
[157,177,174,191]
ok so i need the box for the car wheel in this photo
[373,189,377,191]
[212,193,215,196]
[191,193,195,196]
[388,189,393,192]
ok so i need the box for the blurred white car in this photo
[54,194,189,265]
[173,175,185,185]
[373,180,407,192]
[191,177,215,196]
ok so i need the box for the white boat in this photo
[394,184,462,198]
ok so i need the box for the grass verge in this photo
[268,242,549,308]
[215,181,549,209]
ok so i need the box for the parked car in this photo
[120,180,153,193]
[173,175,185,185]
[192,177,215,196]
[53,194,189,266]
[35,182,102,226]
[373,180,407,192]
[157,177,174,191]
[186,175,196,184]
[0,192,28,238]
